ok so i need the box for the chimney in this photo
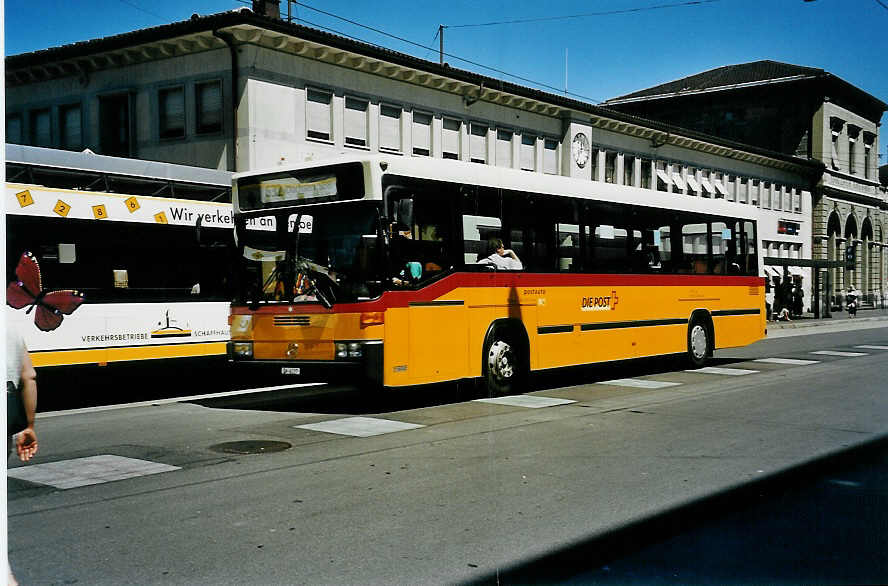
[252,0,281,19]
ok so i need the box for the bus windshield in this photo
[236,201,384,304]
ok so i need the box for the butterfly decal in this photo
[6,251,85,332]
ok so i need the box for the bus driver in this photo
[478,237,523,270]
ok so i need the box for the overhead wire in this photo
[284,1,605,102]
[234,0,724,104]
[445,0,721,28]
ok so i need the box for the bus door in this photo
[388,184,468,383]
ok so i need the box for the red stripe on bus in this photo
[231,272,765,315]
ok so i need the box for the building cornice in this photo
[6,10,824,177]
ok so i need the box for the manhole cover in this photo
[210,440,292,454]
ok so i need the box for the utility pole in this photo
[439,25,444,65]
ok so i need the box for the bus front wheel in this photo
[686,316,711,368]
[484,333,525,397]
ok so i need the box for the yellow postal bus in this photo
[228,155,765,395]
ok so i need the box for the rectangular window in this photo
[60,104,82,151]
[30,108,51,147]
[306,87,333,141]
[443,118,461,160]
[344,96,368,147]
[543,138,558,174]
[640,159,652,189]
[863,133,875,180]
[7,114,23,145]
[605,152,616,183]
[196,80,223,134]
[520,135,535,171]
[762,182,771,209]
[412,111,432,156]
[829,118,843,170]
[496,129,512,168]
[159,86,185,139]
[682,223,709,273]
[656,162,670,192]
[99,93,132,157]
[623,155,635,186]
[379,104,402,152]
[470,123,487,163]
[864,142,872,179]
[556,223,581,272]
[848,135,856,175]
[686,168,700,196]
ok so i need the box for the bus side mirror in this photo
[395,198,414,231]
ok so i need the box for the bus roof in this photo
[236,154,761,222]
[7,144,232,187]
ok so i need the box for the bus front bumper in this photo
[226,340,383,386]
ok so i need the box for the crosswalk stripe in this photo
[474,396,577,409]
[754,358,820,365]
[854,345,888,350]
[596,378,682,389]
[295,416,425,437]
[687,366,759,376]
[7,455,180,490]
[810,350,868,357]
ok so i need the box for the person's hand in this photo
[15,428,38,462]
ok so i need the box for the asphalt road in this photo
[8,322,888,585]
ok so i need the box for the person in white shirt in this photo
[478,237,523,270]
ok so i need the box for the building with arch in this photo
[604,60,887,309]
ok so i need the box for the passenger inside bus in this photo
[477,237,523,270]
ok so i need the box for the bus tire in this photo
[483,328,527,397]
[686,314,711,368]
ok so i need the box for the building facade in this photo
[6,6,823,309]
[604,61,888,309]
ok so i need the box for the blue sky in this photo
[6,0,888,157]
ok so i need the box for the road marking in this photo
[474,396,577,409]
[854,345,888,350]
[39,383,326,419]
[686,366,759,376]
[810,350,869,357]
[596,378,682,389]
[295,416,425,437]
[7,455,180,490]
[753,358,820,365]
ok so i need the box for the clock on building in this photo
[571,133,590,168]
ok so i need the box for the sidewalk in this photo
[768,305,888,332]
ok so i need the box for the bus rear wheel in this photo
[686,316,711,368]
[484,333,525,397]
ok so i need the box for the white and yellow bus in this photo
[228,155,765,395]
[5,146,234,378]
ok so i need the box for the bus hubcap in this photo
[690,325,708,359]
[488,340,514,381]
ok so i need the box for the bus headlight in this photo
[230,341,253,359]
[335,341,364,359]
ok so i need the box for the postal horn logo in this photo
[581,290,620,312]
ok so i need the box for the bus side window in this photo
[711,221,728,274]
[682,223,709,273]
[556,223,580,272]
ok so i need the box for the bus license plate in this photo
[281,367,301,375]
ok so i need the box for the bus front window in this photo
[236,202,383,304]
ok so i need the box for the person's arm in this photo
[16,350,38,462]
[504,250,523,270]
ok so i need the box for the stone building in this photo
[604,60,888,308]
[6,4,822,307]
